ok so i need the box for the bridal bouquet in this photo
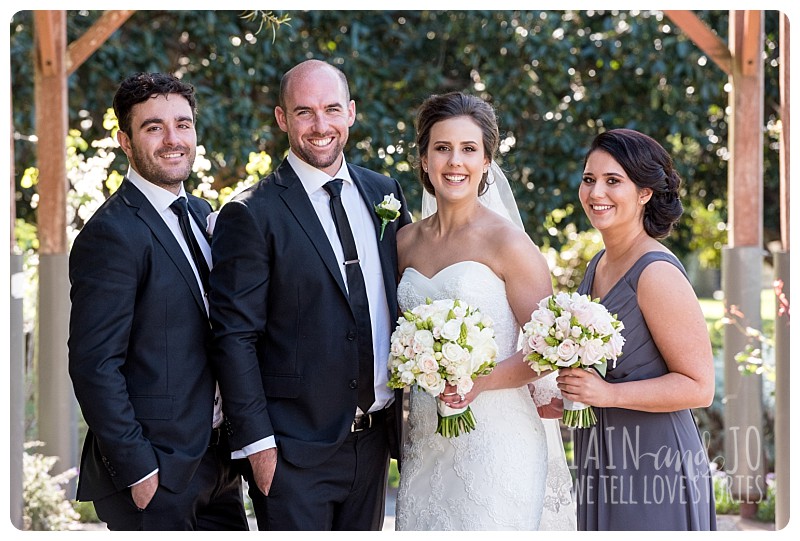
[387,298,498,437]
[522,292,625,428]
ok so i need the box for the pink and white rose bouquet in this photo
[522,292,625,428]
[387,298,497,437]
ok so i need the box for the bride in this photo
[394,92,575,531]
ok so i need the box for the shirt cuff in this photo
[231,436,276,459]
[129,468,158,487]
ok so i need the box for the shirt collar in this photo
[287,150,353,196]
[126,166,187,213]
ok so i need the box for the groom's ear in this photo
[275,106,289,133]
[347,100,356,128]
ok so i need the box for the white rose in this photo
[399,370,416,385]
[570,295,597,328]
[440,319,462,341]
[381,193,402,213]
[399,320,417,338]
[532,307,556,328]
[417,371,445,396]
[416,352,439,374]
[556,339,579,365]
[441,342,467,364]
[554,292,573,311]
[580,338,606,365]
[390,338,405,357]
[456,375,474,395]
[413,329,434,351]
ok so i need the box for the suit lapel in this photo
[187,199,211,244]
[349,166,400,318]
[119,180,208,314]
[275,161,349,298]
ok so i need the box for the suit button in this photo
[347,331,356,341]
[349,379,358,389]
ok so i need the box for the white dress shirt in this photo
[287,151,394,414]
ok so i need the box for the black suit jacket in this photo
[68,179,216,501]
[209,159,411,468]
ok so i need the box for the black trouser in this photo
[244,408,392,531]
[94,430,249,531]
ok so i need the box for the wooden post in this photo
[722,10,765,515]
[773,11,789,531]
[33,10,77,486]
[10,82,25,530]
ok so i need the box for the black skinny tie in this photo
[170,196,210,293]
[323,179,375,413]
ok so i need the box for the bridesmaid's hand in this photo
[556,367,611,407]
[536,397,563,419]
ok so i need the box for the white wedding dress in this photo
[394,261,575,531]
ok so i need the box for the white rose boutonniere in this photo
[206,210,219,236]
[374,193,402,240]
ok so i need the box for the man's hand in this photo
[248,448,278,496]
[131,473,159,510]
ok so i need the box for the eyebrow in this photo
[432,139,479,145]
[138,115,194,129]
[292,103,344,112]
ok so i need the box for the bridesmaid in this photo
[557,128,717,530]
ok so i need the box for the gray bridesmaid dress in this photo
[574,250,717,530]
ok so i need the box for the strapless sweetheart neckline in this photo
[403,260,500,283]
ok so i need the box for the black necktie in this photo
[170,196,210,293]
[323,179,375,413]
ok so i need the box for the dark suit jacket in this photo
[209,159,411,469]
[68,179,216,501]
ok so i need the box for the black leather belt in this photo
[350,407,390,432]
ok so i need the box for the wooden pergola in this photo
[9,10,790,529]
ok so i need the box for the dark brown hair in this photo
[585,128,684,239]
[113,72,196,136]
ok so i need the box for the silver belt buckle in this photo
[350,413,372,432]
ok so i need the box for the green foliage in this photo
[755,474,776,522]
[712,468,741,515]
[388,458,400,489]
[71,501,99,524]
[9,10,783,259]
[684,197,727,269]
[22,442,80,530]
[712,468,776,522]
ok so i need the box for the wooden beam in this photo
[67,10,135,75]
[34,11,59,77]
[663,10,732,76]
[741,11,762,77]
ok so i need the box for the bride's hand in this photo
[439,378,484,408]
